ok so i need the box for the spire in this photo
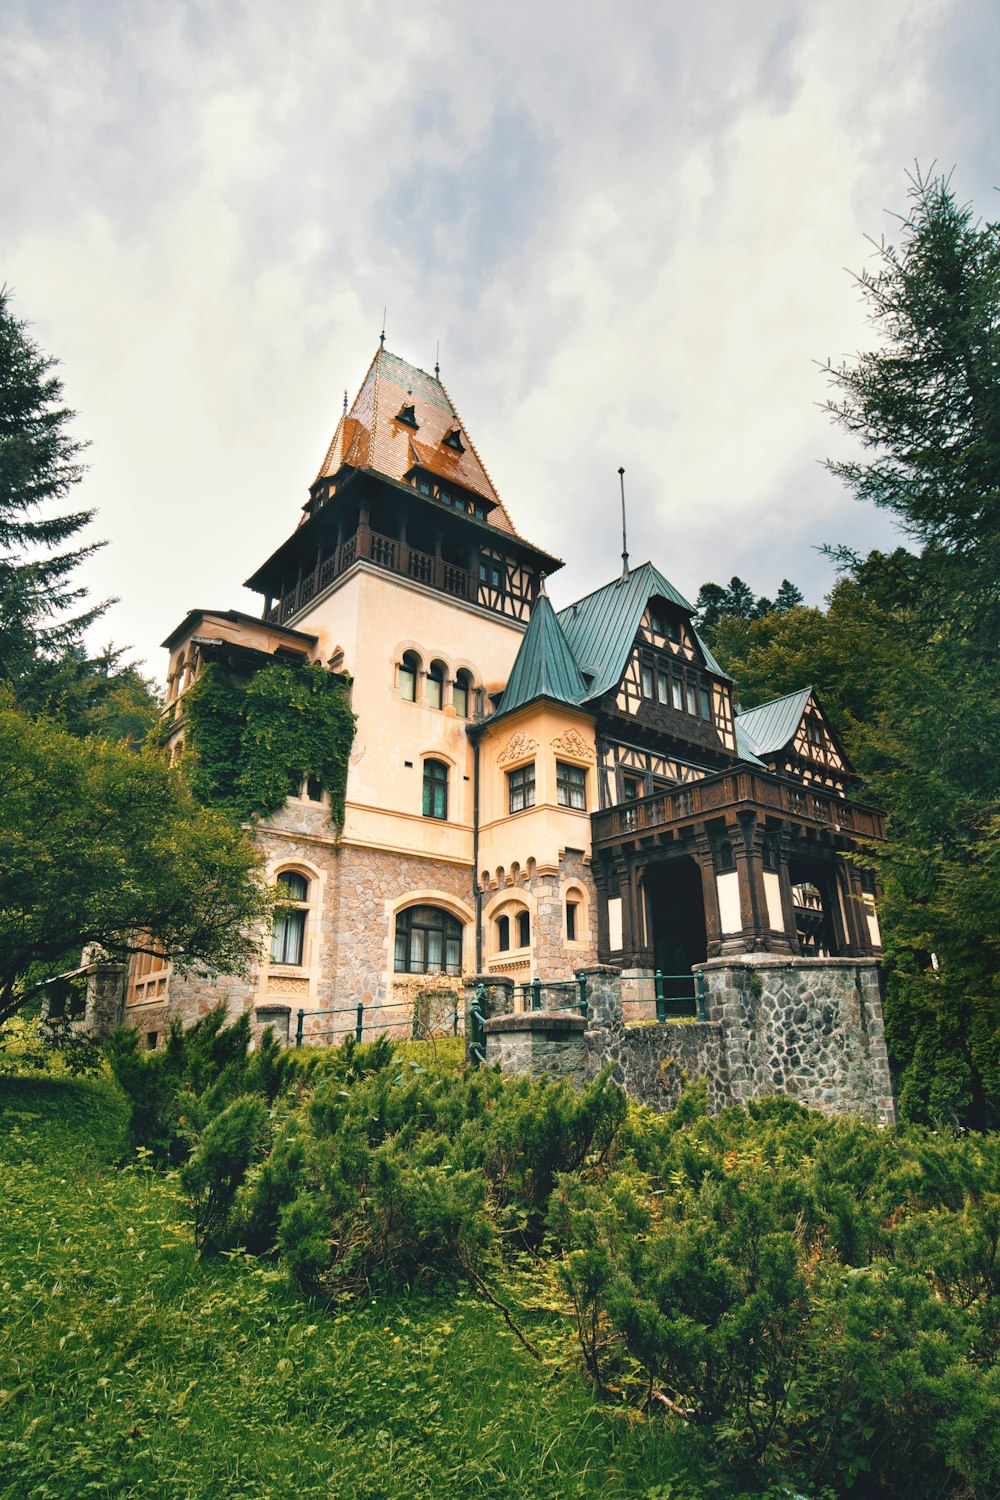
[495,591,588,718]
[619,466,629,579]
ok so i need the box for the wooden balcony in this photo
[592,766,885,849]
[264,526,471,625]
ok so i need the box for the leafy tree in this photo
[13,642,158,742]
[723,575,756,618]
[0,286,108,680]
[821,167,1000,643]
[819,170,1000,1127]
[695,577,805,647]
[0,698,271,1023]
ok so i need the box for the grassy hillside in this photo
[0,1074,706,1500]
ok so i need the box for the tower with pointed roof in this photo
[125,341,885,1059]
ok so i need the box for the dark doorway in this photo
[645,857,707,996]
[788,859,839,956]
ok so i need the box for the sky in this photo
[2,0,997,675]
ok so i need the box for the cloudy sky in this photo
[3,0,997,674]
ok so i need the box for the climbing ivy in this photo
[183,661,355,826]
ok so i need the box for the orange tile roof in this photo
[315,347,519,537]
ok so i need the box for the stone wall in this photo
[700,955,895,1125]
[474,958,896,1125]
[484,1012,589,1086]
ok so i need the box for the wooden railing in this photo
[264,528,472,623]
[592,767,885,846]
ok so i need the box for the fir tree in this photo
[0,286,108,680]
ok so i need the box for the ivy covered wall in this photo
[182,661,356,826]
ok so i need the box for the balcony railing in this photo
[592,767,885,846]
[264,527,472,624]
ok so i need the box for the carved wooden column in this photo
[836,860,871,957]
[357,501,371,561]
[693,829,723,959]
[776,829,801,954]
[735,810,770,951]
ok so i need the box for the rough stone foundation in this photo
[473,957,896,1124]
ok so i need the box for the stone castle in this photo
[108,341,893,1120]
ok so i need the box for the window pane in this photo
[686,684,698,715]
[671,680,683,711]
[445,936,461,973]
[427,670,443,709]
[272,908,304,966]
[641,665,654,697]
[508,764,535,813]
[453,678,468,716]
[423,761,448,820]
[399,663,416,701]
[410,928,425,970]
[426,930,443,969]
[394,930,408,970]
[498,916,510,951]
[517,911,530,947]
[657,672,669,704]
[699,688,712,721]
[277,871,308,901]
[566,901,577,941]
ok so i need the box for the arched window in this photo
[427,660,446,710]
[271,871,309,966]
[398,651,420,702]
[423,759,449,820]
[497,915,510,951]
[394,905,463,975]
[453,669,472,718]
[516,910,531,948]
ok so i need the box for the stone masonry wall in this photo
[700,956,896,1125]
[482,960,896,1124]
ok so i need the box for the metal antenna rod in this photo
[342,389,348,417]
[619,466,629,579]
[434,339,440,380]
[380,307,387,348]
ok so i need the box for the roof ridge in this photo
[736,686,813,720]
[435,371,518,536]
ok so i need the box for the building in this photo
[123,343,885,1051]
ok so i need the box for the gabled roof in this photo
[735,688,813,757]
[555,561,729,703]
[492,590,589,720]
[315,346,520,537]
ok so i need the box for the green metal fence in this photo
[295,996,462,1047]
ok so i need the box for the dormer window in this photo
[442,426,465,453]
[396,402,418,429]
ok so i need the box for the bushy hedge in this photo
[108,1015,1000,1496]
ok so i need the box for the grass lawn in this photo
[0,1074,715,1500]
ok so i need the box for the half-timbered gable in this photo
[736,688,854,796]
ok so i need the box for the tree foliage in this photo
[182,659,356,825]
[0,286,107,680]
[0,699,270,1022]
[695,576,803,642]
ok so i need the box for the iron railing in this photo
[295,996,462,1047]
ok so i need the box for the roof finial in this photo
[618,467,629,580]
[434,339,440,380]
[342,389,348,417]
[538,572,548,597]
[380,307,386,349]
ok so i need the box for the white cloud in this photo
[0,0,994,666]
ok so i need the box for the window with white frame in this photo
[556,761,587,810]
[271,871,309,966]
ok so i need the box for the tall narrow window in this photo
[698,687,712,721]
[427,661,445,710]
[422,759,449,820]
[556,762,587,810]
[671,679,683,712]
[641,664,654,698]
[508,763,535,813]
[399,651,419,701]
[685,683,698,716]
[566,900,578,941]
[271,871,308,966]
[497,915,510,951]
[516,910,531,948]
[453,669,471,718]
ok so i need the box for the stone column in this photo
[84,962,127,1040]
[575,965,624,1036]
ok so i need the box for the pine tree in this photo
[0,286,108,680]
[775,579,804,613]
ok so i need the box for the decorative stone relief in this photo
[551,728,594,761]
[266,976,310,995]
[498,732,539,766]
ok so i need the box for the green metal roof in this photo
[735,688,813,757]
[492,590,589,719]
[555,561,730,704]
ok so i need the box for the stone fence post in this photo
[575,966,624,1036]
[463,974,515,1065]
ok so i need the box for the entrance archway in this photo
[645,857,707,995]
[788,858,839,956]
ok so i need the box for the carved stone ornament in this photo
[551,728,594,762]
[498,732,539,766]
